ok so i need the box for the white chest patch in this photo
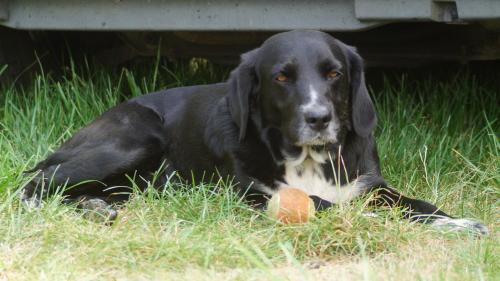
[280,147,365,204]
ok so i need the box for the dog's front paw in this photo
[19,181,43,209]
[77,198,118,224]
[431,217,489,236]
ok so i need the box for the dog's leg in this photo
[309,195,334,210]
[20,102,167,210]
[369,185,489,235]
[21,142,159,205]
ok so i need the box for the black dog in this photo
[21,30,487,234]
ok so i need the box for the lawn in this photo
[0,61,498,280]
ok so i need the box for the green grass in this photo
[0,62,498,280]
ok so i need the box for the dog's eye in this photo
[326,70,341,80]
[276,73,289,82]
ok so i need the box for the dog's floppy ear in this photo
[228,48,259,141]
[345,45,377,138]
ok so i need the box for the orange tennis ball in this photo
[266,188,315,224]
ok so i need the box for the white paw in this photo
[431,217,489,236]
[20,192,42,209]
[362,212,379,218]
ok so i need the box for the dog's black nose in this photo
[305,110,331,131]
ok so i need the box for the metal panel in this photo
[2,0,499,31]
[456,0,500,19]
[0,0,381,31]
[355,0,462,22]
[355,0,500,22]
[0,0,8,21]
[355,0,434,20]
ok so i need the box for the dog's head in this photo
[228,30,376,149]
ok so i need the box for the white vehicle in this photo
[1,0,499,79]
